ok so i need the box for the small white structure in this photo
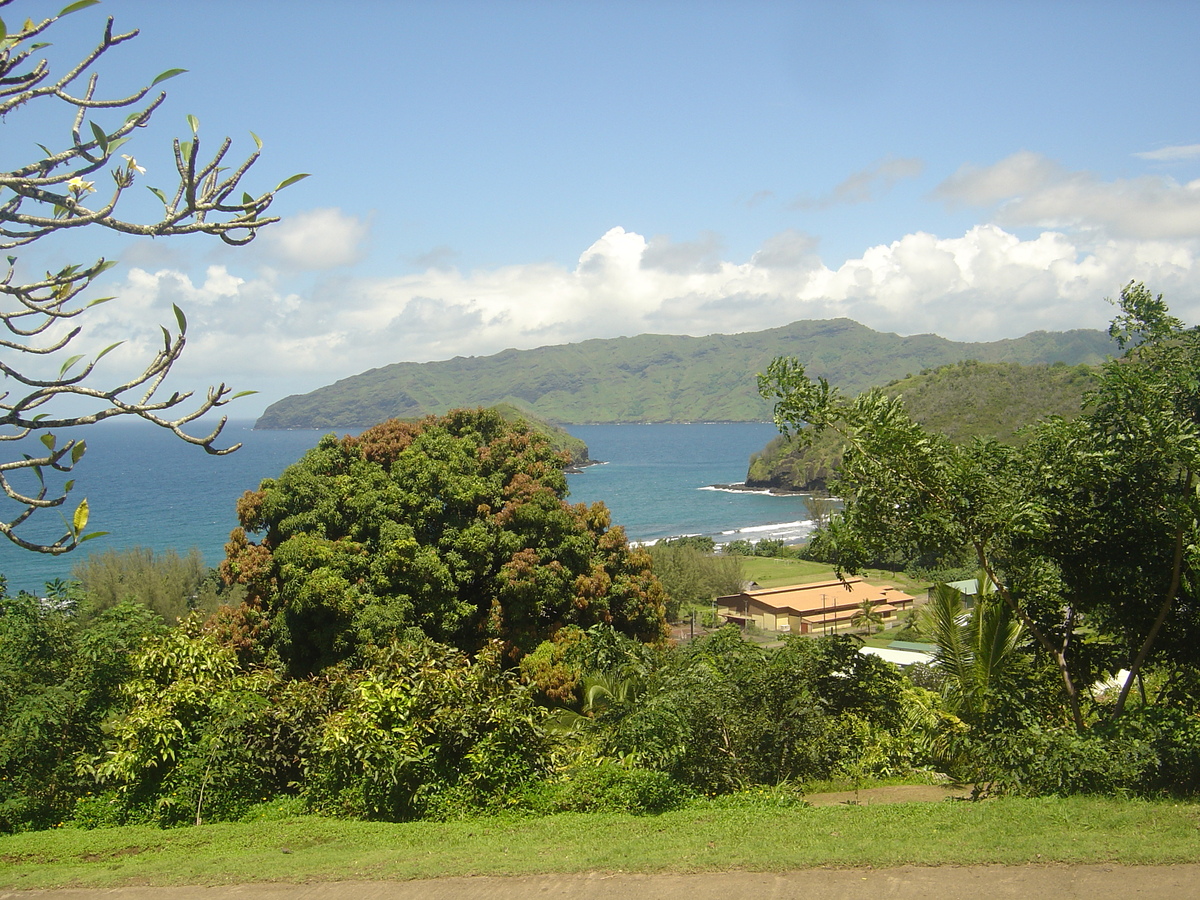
[859,645,933,668]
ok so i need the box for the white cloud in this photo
[259,207,369,270]
[935,151,1200,241]
[1135,144,1200,162]
[936,151,1062,206]
[641,231,725,274]
[60,212,1200,416]
[791,156,925,210]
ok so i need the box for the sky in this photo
[7,0,1200,417]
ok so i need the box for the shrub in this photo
[968,728,1158,797]
[525,762,693,815]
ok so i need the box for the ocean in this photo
[0,419,814,595]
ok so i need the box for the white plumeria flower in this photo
[66,176,95,195]
[121,154,146,175]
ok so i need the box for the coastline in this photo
[707,482,809,496]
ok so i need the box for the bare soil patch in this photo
[802,783,972,806]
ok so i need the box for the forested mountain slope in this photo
[747,360,1096,491]
[255,319,1116,429]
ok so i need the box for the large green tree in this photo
[758,284,1200,731]
[222,409,667,673]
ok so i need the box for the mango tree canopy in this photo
[221,409,667,673]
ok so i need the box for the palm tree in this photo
[918,580,1024,724]
[851,598,885,635]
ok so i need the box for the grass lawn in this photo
[3,795,1199,890]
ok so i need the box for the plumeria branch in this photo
[0,0,305,554]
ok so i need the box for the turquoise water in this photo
[0,420,813,594]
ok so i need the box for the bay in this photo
[0,420,326,595]
[566,423,814,546]
[0,420,813,594]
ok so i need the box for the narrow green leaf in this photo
[79,531,109,543]
[72,498,89,534]
[230,390,259,399]
[106,136,129,153]
[94,342,122,361]
[94,259,118,274]
[58,0,100,16]
[30,42,50,50]
[250,131,263,150]
[0,18,7,43]
[89,120,108,154]
[40,433,56,451]
[85,296,114,308]
[275,173,311,191]
[172,304,187,336]
[59,353,84,377]
[179,140,193,163]
[6,256,15,267]
[151,68,187,86]
[71,440,86,465]
[186,114,199,135]
[64,479,74,493]
[242,191,253,207]
[36,143,53,158]
[147,186,168,205]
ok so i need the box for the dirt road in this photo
[6,867,1200,900]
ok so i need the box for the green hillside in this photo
[747,360,1097,491]
[255,319,1117,429]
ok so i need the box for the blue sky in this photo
[8,0,1200,415]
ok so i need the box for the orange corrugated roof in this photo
[717,578,915,618]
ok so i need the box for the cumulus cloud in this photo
[68,215,1200,415]
[259,207,368,270]
[791,157,924,210]
[935,151,1200,241]
[641,232,725,274]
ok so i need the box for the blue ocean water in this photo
[0,420,813,594]
[566,423,814,546]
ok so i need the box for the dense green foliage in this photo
[7,294,1200,838]
[255,319,1115,428]
[486,402,591,466]
[222,409,667,672]
[760,284,1200,735]
[558,627,916,793]
[0,587,165,831]
[748,360,1096,491]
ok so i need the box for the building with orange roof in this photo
[715,577,916,635]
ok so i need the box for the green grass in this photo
[3,796,1199,890]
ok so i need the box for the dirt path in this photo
[7,867,1200,900]
[802,783,971,806]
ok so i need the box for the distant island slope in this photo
[747,359,1096,492]
[255,318,1117,429]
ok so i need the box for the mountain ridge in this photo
[255,318,1118,429]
